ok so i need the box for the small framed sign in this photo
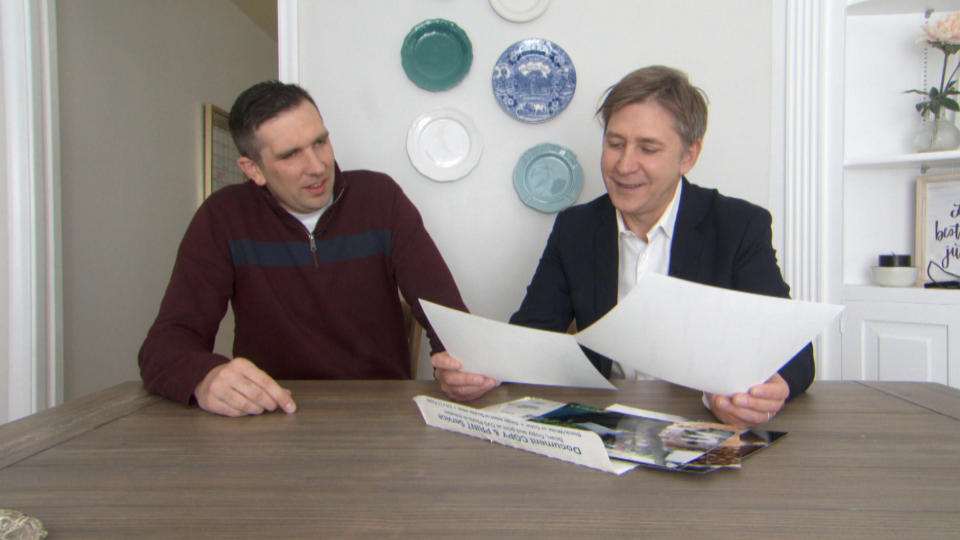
[203,104,247,199]
[916,173,960,285]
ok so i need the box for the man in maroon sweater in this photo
[139,81,468,417]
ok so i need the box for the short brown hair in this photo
[229,81,318,163]
[597,66,708,148]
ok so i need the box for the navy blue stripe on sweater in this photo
[229,230,391,267]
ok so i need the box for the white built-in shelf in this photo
[845,149,960,169]
[848,0,960,16]
[842,284,960,304]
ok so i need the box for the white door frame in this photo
[1,0,62,422]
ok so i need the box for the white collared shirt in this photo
[616,180,682,300]
[611,180,683,379]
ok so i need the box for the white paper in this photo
[421,300,615,390]
[413,395,638,475]
[575,273,844,395]
[420,273,842,396]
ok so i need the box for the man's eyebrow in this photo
[604,132,663,146]
[277,130,329,158]
[635,137,663,146]
[277,145,301,158]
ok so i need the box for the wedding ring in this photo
[766,412,772,422]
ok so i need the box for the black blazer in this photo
[510,179,815,399]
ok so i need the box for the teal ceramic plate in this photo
[401,19,472,92]
[513,143,583,213]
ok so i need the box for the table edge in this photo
[856,381,960,421]
[0,381,162,469]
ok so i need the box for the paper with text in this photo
[414,395,637,475]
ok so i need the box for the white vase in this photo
[913,112,960,153]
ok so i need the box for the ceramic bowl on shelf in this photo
[870,266,919,287]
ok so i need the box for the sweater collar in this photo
[257,161,348,219]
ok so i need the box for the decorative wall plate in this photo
[406,109,482,181]
[489,0,551,22]
[513,143,583,212]
[401,19,473,91]
[492,38,576,122]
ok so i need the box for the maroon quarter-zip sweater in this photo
[139,167,466,405]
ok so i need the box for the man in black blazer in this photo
[434,66,814,428]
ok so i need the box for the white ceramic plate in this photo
[489,0,550,22]
[406,109,483,182]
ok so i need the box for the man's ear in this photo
[679,140,702,175]
[237,156,266,186]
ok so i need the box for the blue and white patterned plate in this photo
[513,142,583,212]
[492,38,576,123]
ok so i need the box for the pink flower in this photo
[924,12,960,44]
[908,11,960,119]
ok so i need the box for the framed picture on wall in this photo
[203,104,247,198]
[916,173,960,285]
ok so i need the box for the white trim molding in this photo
[783,0,843,379]
[784,0,825,303]
[277,0,299,83]
[1,0,62,422]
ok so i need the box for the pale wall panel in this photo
[58,0,277,400]
[295,0,776,320]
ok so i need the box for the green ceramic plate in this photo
[401,19,472,92]
[513,143,583,213]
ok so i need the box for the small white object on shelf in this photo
[871,266,919,287]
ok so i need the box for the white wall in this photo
[295,0,777,321]
[57,0,276,400]
[0,12,7,420]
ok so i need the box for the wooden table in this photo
[1,380,958,539]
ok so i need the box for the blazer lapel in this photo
[593,197,619,320]
[669,178,711,282]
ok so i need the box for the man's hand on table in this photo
[706,372,788,429]
[431,351,498,402]
[194,357,297,417]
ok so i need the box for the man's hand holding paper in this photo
[707,373,789,428]
[431,351,499,402]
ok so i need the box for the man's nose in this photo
[614,148,637,174]
[305,147,326,174]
